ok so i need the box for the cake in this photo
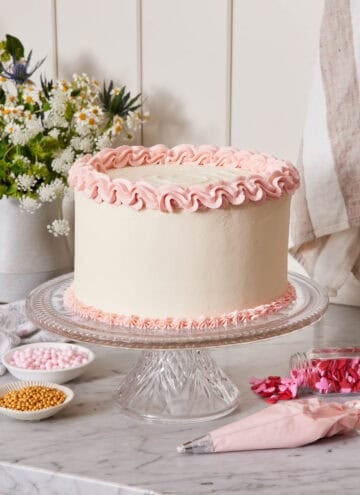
[65,144,300,330]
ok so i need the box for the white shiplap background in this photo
[0,0,324,163]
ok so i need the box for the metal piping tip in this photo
[177,441,193,454]
[176,435,214,454]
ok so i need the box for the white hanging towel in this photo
[290,0,360,300]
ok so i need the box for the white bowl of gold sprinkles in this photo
[0,381,74,421]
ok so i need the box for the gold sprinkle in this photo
[0,386,66,411]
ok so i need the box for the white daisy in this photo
[6,124,29,145]
[22,84,41,105]
[24,116,43,139]
[110,87,122,96]
[50,87,68,113]
[43,110,68,129]
[126,113,140,131]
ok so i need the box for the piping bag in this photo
[178,398,360,454]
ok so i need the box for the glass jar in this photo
[290,348,360,395]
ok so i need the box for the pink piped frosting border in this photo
[69,145,300,213]
[64,283,296,330]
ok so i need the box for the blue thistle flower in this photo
[1,50,45,84]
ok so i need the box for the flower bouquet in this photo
[0,34,148,301]
[0,34,148,235]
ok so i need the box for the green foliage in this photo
[32,162,50,180]
[27,136,60,162]
[9,161,25,176]
[0,141,8,159]
[5,34,24,61]
[40,75,53,100]
[0,161,7,180]
[7,182,19,196]
[64,101,75,122]
[70,88,81,97]
[0,184,7,199]
[0,41,10,63]
[99,81,141,118]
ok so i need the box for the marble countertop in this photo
[1,303,360,495]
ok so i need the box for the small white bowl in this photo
[0,381,74,421]
[2,342,95,384]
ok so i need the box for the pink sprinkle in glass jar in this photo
[290,348,360,395]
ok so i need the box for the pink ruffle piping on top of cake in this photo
[64,283,296,330]
[69,145,300,212]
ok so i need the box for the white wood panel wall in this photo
[0,0,324,162]
[0,0,56,80]
[56,0,139,90]
[141,0,231,146]
[231,0,325,161]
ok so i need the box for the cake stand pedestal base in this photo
[118,349,240,423]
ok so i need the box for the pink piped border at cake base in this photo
[64,283,296,330]
[69,145,300,213]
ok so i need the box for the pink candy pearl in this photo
[10,346,90,370]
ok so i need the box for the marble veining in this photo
[0,304,360,494]
[0,462,157,495]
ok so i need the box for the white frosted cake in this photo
[65,145,300,329]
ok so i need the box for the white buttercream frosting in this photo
[107,163,254,187]
[73,192,291,321]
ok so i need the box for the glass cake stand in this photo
[26,272,328,423]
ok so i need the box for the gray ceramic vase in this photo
[0,197,73,302]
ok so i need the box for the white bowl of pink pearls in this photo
[2,343,95,384]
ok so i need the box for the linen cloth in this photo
[290,0,360,297]
[0,300,65,376]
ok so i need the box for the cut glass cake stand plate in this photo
[26,272,328,423]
